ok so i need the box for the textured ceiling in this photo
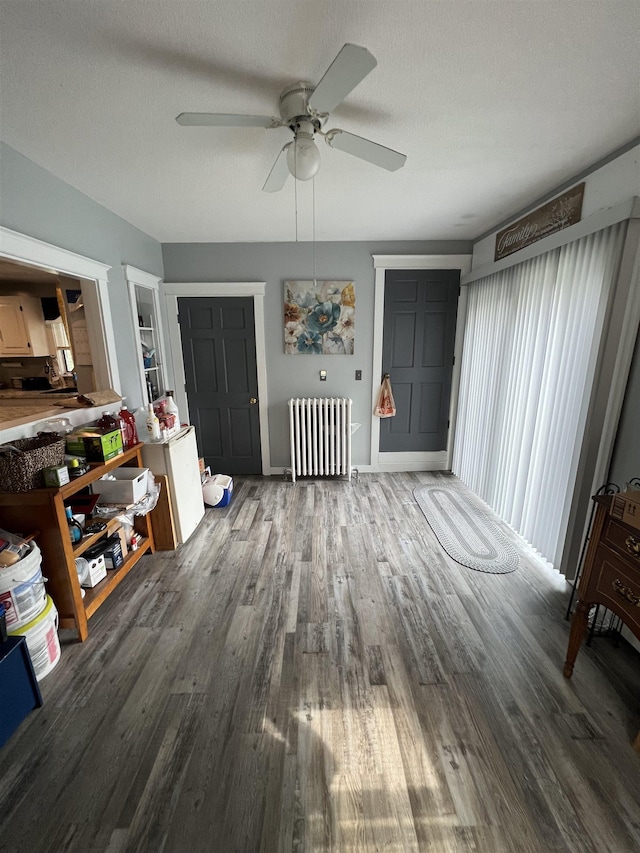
[0,1,638,243]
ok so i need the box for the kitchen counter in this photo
[0,390,123,441]
[0,390,80,431]
[0,389,77,400]
[0,403,76,429]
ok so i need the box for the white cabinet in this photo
[0,294,50,356]
[124,265,167,405]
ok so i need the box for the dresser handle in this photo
[625,535,640,560]
[612,578,640,607]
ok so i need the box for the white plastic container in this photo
[96,467,149,505]
[9,595,61,681]
[0,542,47,630]
[75,554,107,588]
[202,474,233,507]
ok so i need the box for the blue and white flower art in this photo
[284,280,355,355]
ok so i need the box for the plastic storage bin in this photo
[95,468,149,505]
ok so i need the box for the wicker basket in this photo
[0,433,66,492]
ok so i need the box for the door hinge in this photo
[452,356,456,365]
[447,419,450,429]
[184,382,187,392]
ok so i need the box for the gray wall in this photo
[162,241,472,468]
[609,332,640,486]
[0,143,164,408]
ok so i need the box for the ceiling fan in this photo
[176,43,407,192]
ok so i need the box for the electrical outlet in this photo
[320,370,327,381]
[355,370,362,380]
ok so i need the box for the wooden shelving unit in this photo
[0,443,155,641]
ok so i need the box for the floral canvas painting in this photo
[284,280,355,355]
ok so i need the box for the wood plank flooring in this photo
[1,472,639,853]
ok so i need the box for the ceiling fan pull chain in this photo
[294,153,299,242]
[312,177,317,286]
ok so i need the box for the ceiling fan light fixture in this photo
[176,44,407,192]
[287,131,321,181]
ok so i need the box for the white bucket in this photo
[9,594,60,681]
[0,542,47,630]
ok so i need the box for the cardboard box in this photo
[66,428,123,463]
[95,467,148,505]
[112,523,128,554]
[610,490,640,531]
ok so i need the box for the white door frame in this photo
[371,254,472,472]
[0,226,120,392]
[163,282,270,475]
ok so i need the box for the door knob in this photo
[249,397,257,404]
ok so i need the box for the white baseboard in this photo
[267,461,444,476]
[375,460,449,472]
[376,450,448,473]
[268,466,374,477]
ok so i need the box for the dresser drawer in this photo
[591,544,640,639]
[602,516,640,564]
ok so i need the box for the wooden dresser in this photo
[564,495,640,750]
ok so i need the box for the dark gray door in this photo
[380,269,459,452]
[178,297,261,474]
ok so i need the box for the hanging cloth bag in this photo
[374,374,396,418]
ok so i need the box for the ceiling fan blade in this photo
[308,44,377,114]
[326,130,407,171]
[176,112,279,128]
[263,145,291,193]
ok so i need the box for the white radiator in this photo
[287,397,353,482]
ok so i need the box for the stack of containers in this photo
[1,539,61,681]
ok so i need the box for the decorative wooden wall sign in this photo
[495,182,585,261]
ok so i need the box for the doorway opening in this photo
[0,227,120,395]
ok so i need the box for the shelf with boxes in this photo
[0,443,155,642]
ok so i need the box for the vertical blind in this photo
[452,222,627,568]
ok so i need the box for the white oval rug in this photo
[413,484,519,574]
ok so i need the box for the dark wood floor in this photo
[1,472,639,853]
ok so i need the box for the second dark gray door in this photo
[178,296,261,474]
[380,269,459,452]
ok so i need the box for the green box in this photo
[65,435,87,458]
[66,428,123,463]
[43,465,70,487]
